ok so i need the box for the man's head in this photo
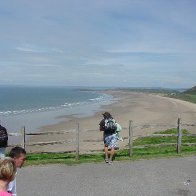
[9,147,26,168]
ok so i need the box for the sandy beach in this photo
[27,90,196,153]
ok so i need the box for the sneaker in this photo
[108,161,113,165]
[105,159,109,163]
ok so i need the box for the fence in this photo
[8,118,196,160]
[127,118,196,157]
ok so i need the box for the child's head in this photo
[0,158,16,182]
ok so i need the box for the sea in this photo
[0,86,114,133]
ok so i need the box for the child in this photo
[115,123,123,141]
[0,158,16,196]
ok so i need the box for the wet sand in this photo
[26,90,196,153]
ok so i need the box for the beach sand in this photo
[26,90,196,153]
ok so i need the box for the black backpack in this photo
[104,118,117,133]
[0,125,8,147]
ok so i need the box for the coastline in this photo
[1,90,114,133]
[25,90,196,153]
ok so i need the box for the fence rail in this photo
[27,139,75,147]
[8,118,196,159]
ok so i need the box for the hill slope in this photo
[183,86,196,94]
[166,86,196,103]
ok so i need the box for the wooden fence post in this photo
[21,126,26,149]
[176,118,182,154]
[128,120,133,157]
[76,123,80,160]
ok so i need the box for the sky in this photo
[0,0,196,88]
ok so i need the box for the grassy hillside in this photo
[166,86,196,104]
[183,86,196,94]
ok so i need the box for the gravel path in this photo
[17,156,196,196]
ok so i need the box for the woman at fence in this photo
[99,112,118,165]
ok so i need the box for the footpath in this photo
[17,156,196,196]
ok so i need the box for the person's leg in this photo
[104,134,109,162]
[108,134,117,164]
[109,147,115,162]
[104,145,109,162]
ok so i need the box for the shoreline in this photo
[25,90,196,153]
[2,90,114,133]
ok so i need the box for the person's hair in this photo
[0,158,16,182]
[9,147,26,159]
[102,112,112,119]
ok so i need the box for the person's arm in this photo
[99,120,105,131]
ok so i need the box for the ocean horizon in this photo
[0,86,114,133]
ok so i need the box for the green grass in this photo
[26,152,105,166]
[133,128,196,145]
[25,128,196,166]
[166,93,196,104]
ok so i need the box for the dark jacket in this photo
[0,125,8,147]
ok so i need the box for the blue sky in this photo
[0,0,195,88]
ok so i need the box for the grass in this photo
[166,93,196,104]
[25,152,105,166]
[133,128,196,145]
[25,128,196,166]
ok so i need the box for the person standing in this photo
[0,124,8,159]
[99,112,117,165]
[0,158,16,196]
[8,147,26,196]
[116,123,123,141]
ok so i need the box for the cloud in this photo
[15,43,64,54]
[0,0,195,88]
